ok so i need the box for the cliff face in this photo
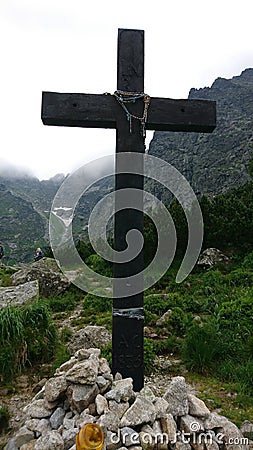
[148,68,253,199]
[1,69,253,262]
[0,174,112,263]
[0,175,65,262]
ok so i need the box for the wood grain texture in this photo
[42,92,216,132]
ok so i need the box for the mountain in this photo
[148,68,253,202]
[1,68,253,262]
[0,175,65,262]
[0,173,113,263]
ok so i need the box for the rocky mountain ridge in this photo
[1,68,253,262]
[148,68,253,203]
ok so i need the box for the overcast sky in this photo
[1,0,252,180]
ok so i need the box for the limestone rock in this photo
[33,418,51,436]
[120,396,156,427]
[25,400,51,419]
[160,414,177,442]
[75,412,95,429]
[180,414,205,433]
[73,348,101,362]
[54,357,77,376]
[0,281,39,309]
[99,357,111,375]
[153,398,169,419]
[197,248,230,268]
[121,427,140,447]
[156,310,172,327]
[163,377,189,416]
[98,409,121,432]
[221,420,247,450]
[67,326,111,354]
[7,347,248,450]
[138,385,156,403]
[62,428,79,449]
[5,439,18,450]
[241,420,253,438]
[12,427,34,448]
[105,378,135,403]
[34,431,64,450]
[49,407,65,429]
[187,394,210,418]
[67,383,99,413]
[44,376,67,403]
[204,413,229,429]
[95,394,108,415]
[20,441,36,450]
[97,375,112,393]
[65,359,99,385]
[109,400,129,420]
[11,258,70,298]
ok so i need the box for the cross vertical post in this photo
[112,29,145,390]
[41,27,216,392]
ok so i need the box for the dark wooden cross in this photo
[41,28,216,391]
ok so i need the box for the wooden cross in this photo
[42,28,216,391]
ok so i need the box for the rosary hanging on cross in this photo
[112,91,151,138]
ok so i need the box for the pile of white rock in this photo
[6,348,250,450]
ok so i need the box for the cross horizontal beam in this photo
[42,91,216,132]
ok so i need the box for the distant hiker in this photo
[34,247,43,261]
[0,242,4,265]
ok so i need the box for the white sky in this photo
[0,0,252,180]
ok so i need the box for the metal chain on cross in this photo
[112,90,151,138]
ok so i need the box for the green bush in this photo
[85,254,112,277]
[227,269,253,287]
[161,307,192,337]
[182,320,223,374]
[218,295,253,336]
[144,295,172,316]
[45,286,83,312]
[144,338,156,375]
[83,294,112,313]
[153,335,180,355]
[50,344,70,376]
[0,301,58,382]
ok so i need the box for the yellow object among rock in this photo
[76,423,104,450]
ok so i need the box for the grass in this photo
[185,372,253,427]
[1,254,253,427]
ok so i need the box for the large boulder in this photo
[11,258,70,297]
[0,280,39,309]
[67,326,112,354]
[197,248,230,268]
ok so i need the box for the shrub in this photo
[153,335,180,355]
[144,338,156,375]
[144,295,172,316]
[85,254,112,277]
[182,320,223,374]
[0,301,58,382]
[162,307,192,337]
[83,294,112,313]
[50,344,70,376]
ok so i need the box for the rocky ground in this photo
[2,348,253,450]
